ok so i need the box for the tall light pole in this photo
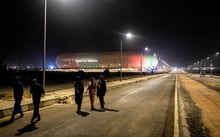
[120,32,133,81]
[140,51,142,73]
[214,52,219,70]
[140,47,148,73]
[210,58,213,75]
[43,0,47,90]
[205,57,210,73]
[120,39,122,81]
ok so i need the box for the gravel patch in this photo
[179,85,210,137]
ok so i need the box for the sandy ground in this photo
[178,74,220,137]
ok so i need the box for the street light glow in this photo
[126,33,132,39]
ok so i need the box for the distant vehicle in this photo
[200,71,206,77]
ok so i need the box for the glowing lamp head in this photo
[126,33,132,39]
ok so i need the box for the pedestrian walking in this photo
[11,76,24,121]
[74,76,84,114]
[86,77,97,111]
[97,75,107,111]
[30,79,45,124]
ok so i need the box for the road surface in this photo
[1,73,219,137]
[0,74,175,137]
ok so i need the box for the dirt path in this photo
[178,74,220,137]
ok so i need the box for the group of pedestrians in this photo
[10,77,45,124]
[10,74,107,123]
[74,74,107,114]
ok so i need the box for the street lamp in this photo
[216,52,219,69]
[43,0,47,90]
[210,52,219,75]
[210,58,213,75]
[140,47,148,73]
[126,33,132,39]
[205,57,210,73]
[120,32,133,81]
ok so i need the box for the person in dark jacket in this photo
[74,76,84,114]
[30,79,45,124]
[97,75,106,111]
[11,76,24,121]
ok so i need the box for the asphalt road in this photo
[0,74,175,137]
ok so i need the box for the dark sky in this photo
[2,0,220,67]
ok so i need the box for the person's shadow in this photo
[15,123,38,136]
[77,111,90,117]
[0,119,14,127]
[0,116,23,127]
[104,108,119,112]
[92,108,119,112]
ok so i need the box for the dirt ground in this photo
[0,90,31,101]
[0,82,75,100]
[178,74,220,137]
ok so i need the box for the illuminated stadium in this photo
[55,52,169,72]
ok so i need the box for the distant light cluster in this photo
[55,51,170,72]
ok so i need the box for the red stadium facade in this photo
[55,52,162,72]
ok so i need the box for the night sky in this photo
[2,0,220,67]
